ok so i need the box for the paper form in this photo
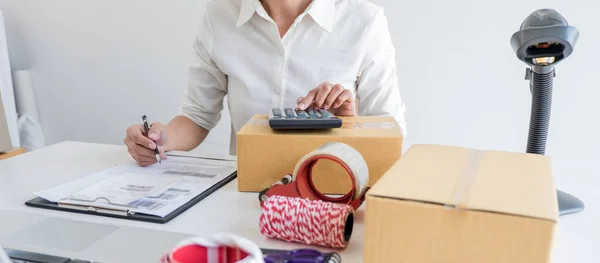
[34,155,236,217]
[67,173,180,207]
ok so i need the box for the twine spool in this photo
[259,195,355,248]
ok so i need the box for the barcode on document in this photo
[151,193,177,200]
[128,200,165,211]
[148,188,190,200]
[167,188,190,193]
[163,171,216,178]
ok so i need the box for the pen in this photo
[142,114,161,164]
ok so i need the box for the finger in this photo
[157,145,167,160]
[298,89,319,110]
[138,155,158,164]
[128,147,155,166]
[136,145,159,158]
[126,140,155,167]
[124,136,133,149]
[323,84,344,109]
[313,83,333,109]
[148,122,164,142]
[133,149,158,163]
[127,147,138,160]
[137,158,157,167]
[128,126,155,149]
[124,138,138,155]
[333,89,354,108]
[126,139,156,158]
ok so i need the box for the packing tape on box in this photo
[259,142,370,210]
[447,149,483,210]
[352,122,400,129]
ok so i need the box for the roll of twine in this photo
[259,195,355,248]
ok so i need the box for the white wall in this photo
[0,0,598,189]
[0,0,231,149]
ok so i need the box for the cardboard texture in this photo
[0,101,13,153]
[364,144,558,263]
[236,114,403,193]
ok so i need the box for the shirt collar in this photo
[307,0,334,32]
[236,0,334,32]
[236,0,258,27]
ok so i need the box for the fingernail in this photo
[149,133,158,140]
[324,104,329,109]
[148,143,154,149]
[298,103,305,110]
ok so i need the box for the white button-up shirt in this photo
[179,0,407,154]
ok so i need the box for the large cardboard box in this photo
[236,114,403,193]
[364,144,558,263]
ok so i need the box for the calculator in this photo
[269,107,343,130]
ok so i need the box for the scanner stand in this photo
[557,189,585,216]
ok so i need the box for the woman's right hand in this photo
[124,122,168,166]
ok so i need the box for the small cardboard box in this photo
[236,114,403,193]
[364,144,558,263]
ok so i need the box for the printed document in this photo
[35,155,236,217]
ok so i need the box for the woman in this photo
[124,0,406,166]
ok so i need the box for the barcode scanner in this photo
[510,9,584,216]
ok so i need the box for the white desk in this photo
[0,141,598,262]
[0,141,365,262]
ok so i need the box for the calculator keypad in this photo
[318,109,330,118]
[295,109,308,118]
[284,108,295,118]
[272,108,283,117]
[269,107,342,129]
[270,107,337,120]
[271,108,336,119]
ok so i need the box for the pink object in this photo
[259,195,355,248]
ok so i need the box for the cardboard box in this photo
[364,144,558,263]
[236,114,403,193]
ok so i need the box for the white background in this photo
[0,0,598,193]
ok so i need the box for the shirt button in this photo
[277,48,285,56]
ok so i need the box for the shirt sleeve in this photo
[356,8,407,137]
[178,9,228,131]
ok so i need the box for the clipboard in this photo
[25,171,237,224]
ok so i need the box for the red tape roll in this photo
[296,155,357,204]
[259,142,369,210]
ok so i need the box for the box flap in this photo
[237,114,403,138]
[368,144,558,222]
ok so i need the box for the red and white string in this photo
[259,195,354,248]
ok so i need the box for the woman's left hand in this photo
[296,82,356,116]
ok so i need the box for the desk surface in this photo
[0,141,598,262]
[0,141,365,262]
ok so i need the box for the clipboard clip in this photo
[57,196,136,216]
